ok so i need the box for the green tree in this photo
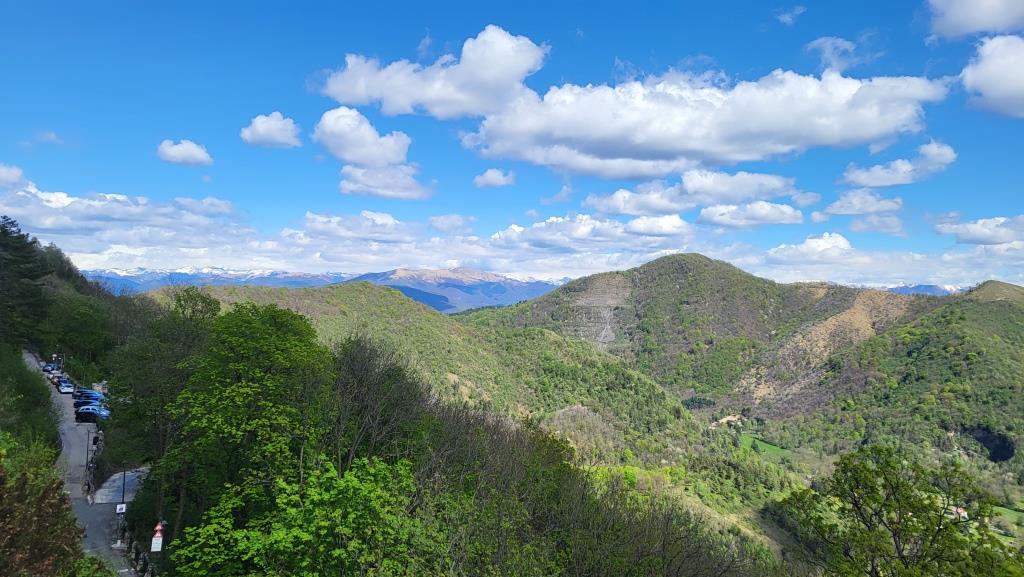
[782,445,1024,577]
[173,458,446,576]
[0,216,49,343]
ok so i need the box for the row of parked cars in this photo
[43,363,111,423]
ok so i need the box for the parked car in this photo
[73,388,103,400]
[75,405,110,423]
[74,398,105,409]
[58,382,74,394]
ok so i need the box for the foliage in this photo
[778,445,1024,576]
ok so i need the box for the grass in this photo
[740,432,787,458]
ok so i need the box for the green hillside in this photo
[764,291,1024,481]
[194,282,801,533]
[460,254,927,405]
[193,282,694,462]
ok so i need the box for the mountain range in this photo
[85,266,558,312]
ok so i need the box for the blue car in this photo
[74,398,105,409]
[73,389,105,401]
[75,405,110,423]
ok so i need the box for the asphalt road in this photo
[27,351,133,573]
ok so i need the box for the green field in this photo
[740,433,787,457]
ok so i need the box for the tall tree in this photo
[782,444,1024,576]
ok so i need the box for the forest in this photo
[2,215,1023,576]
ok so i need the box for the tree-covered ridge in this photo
[188,282,695,463]
[459,253,923,400]
[189,280,804,543]
[763,289,1024,493]
[115,296,783,576]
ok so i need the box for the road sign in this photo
[151,535,163,552]
[116,503,127,514]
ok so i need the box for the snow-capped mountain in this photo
[83,268,355,293]
[346,267,558,313]
[887,284,964,297]
[83,266,560,313]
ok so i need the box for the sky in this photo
[1,0,1022,285]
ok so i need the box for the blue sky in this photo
[1,0,1022,284]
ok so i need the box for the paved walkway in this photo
[26,351,134,573]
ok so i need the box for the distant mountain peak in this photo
[387,267,510,284]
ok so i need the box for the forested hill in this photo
[175,282,695,463]
[459,253,934,403]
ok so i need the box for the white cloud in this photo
[625,214,692,236]
[157,139,213,165]
[826,189,902,215]
[313,106,429,199]
[584,169,810,216]
[328,26,948,179]
[313,107,410,166]
[962,35,1024,118]
[473,168,515,187]
[323,25,547,119]
[768,232,861,263]
[429,213,475,233]
[850,214,904,235]
[338,165,431,200]
[811,211,829,223]
[0,164,24,188]
[806,37,858,71]
[936,215,1024,244]
[698,201,803,227]
[929,0,1024,38]
[843,140,956,187]
[775,6,806,26]
[465,68,947,178]
[240,111,301,147]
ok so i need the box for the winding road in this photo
[26,351,143,573]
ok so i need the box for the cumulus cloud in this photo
[698,201,803,227]
[768,232,861,263]
[327,26,948,179]
[0,163,24,188]
[775,6,806,26]
[541,182,573,205]
[338,165,431,200]
[473,168,515,187]
[314,107,410,166]
[929,0,1024,38]
[624,214,692,236]
[157,139,213,165]
[825,189,902,215]
[961,35,1024,118]
[240,111,301,147]
[584,169,811,216]
[936,215,1024,244]
[313,106,429,199]
[843,140,956,187]
[323,25,547,119]
[464,68,947,178]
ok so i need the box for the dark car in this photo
[75,405,110,423]
[74,398,105,409]
[73,389,103,400]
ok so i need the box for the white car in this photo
[58,382,74,394]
